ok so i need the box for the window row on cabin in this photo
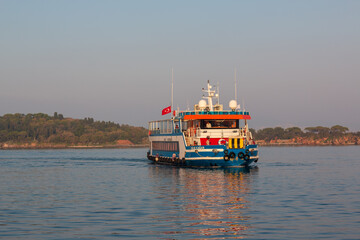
[152,141,179,152]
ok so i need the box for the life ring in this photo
[238,152,244,160]
[244,154,250,161]
[218,138,226,145]
[224,150,229,155]
[223,154,229,161]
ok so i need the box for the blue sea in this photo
[0,147,359,239]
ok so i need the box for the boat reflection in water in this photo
[148,166,259,239]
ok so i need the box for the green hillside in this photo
[250,126,360,145]
[1,113,359,148]
[0,113,148,147]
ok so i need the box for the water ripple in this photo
[0,147,360,239]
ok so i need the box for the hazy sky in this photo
[1,0,360,130]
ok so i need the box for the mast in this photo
[217,81,220,105]
[207,80,213,111]
[171,67,174,118]
[234,68,237,102]
[202,80,215,111]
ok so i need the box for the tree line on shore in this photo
[1,113,359,146]
[250,125,360,141]
[0,113,148,145]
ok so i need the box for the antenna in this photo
[217,81,220,104]
[242,97,245,112]
[171,67,174,117]
[202,80,215,111]
[234,68,237,102]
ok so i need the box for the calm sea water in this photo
[0,147,359,239]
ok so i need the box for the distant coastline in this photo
[2,141,359,150]
[1,113,359,150]
[2,137,359,150]
[257,138,360,147]
[0,113,148,150]
[2,138,359,150]
[251,126,360,147]
[0,143,148,150]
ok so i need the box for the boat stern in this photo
[183,143,259,167]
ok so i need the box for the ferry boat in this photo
[147,81,259,167]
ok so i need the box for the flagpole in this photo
[217,81,220,105]
[171,67,174,118]
[234,67,237,102]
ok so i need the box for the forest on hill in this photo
[1,113,359,148]
[0,113,148,148]
[250,126,360,145]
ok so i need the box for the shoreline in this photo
[1,142,359,150]
[0,144,149,150]
[257,143,358,147]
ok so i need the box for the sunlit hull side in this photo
[147,134,258,167]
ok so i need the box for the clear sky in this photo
[1,0,360,131]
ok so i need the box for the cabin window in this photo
[200,120,239,129]
[174,120,181,133]
[152,141,179,152]
[181,121,188,131]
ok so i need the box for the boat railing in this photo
[178,111,250,118]
[196,128,245,138]
[149,129,161,135]
[149,128,183,135]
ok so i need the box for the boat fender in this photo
[238,152,244,160]
[229,152,235,160]
[245,149,249,154]
[224,154,229,161]
[224,150,229,155]
[244,154,250,161]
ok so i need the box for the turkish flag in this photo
[162,106,171,115]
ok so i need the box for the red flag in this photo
[162,106,171,115]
